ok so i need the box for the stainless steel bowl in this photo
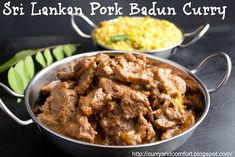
[71,14,210,58]
[0,51,231,157]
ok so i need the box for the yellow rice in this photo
[94,16,183,51]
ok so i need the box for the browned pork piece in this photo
[57,71,75,80]
[74,57,97,95]
[99,103,155,145]
[113,53,154,85]
[99,78,151,119]
[64,115,97,143]
[153,67,186,95]
[56,62,76,81]
[37,82,78,128]
[95,54,114,78]
[36,53,203,146]
[79,88,112,116]
[153,100,195,140]
[41,80,60,95]
[118,114,156,145]
[99,104,136,145]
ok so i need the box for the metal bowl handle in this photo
[0,83,34,125]
[179,23,210,48]
[190,52,232,94]
[71,14,97,38]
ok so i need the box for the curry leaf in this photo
[0,43,80,96]
[63,44,77,57]
[35,52,47,68]
[24,56,35,79]
[0,50,34,73]
[52,46,64,61]
[14,61,30,89]
[44,49,53,66]
[8,67,24,94]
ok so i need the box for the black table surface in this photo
[0,25,235,157]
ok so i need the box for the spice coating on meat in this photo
[36,53,203,145]
[38,82,78,128]
[41,80,60,95]
[79,88,112,116]
[64,115,97,143]
[75,58,97,95]
[95,54,114,78]
[154,67,186,95]
[99,78,151,119]
[113,53,154,85]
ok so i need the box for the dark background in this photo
[0,0,234,37]
[0,0,235,157]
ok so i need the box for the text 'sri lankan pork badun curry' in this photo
[34,53,203,146]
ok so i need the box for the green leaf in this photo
[0,50,34,73]
[52,46,64,61]
[0,43,80,95]
[63,44,77,57]
[35,52,47,68]
[8,67,24,94]
[14,61,30,89]
[44,49,53,66]
[24,56,34,79]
